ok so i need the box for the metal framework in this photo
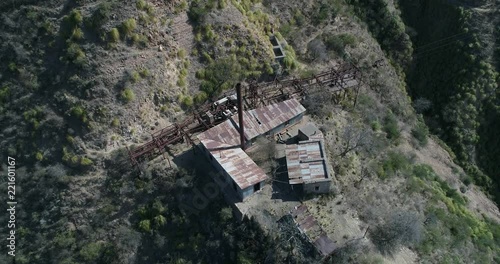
[127,62,362,166]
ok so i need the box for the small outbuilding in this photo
[298,123,323,141]
[286,124,332,194]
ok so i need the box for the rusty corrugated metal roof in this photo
[286,138,331,185]
[232,99,306,140]
[199,138,268,189]
[198,119,241,147]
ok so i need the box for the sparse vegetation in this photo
[121,88,135,102]
[323,33,357,57]
[370,211,423,255]
[121,18,137,38]
[109,28,120,43]
[412,120,429,146]
[383,112,400,141]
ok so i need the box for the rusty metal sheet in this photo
[285,138,331,185]
[199,138,268,189]
[231,99,306,140]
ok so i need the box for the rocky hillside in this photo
[0,0,499,263]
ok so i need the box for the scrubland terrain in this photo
[0,0,499,263]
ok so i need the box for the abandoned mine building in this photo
[198,99,306,201]
[286,123,332,194]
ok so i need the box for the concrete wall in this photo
[304,181,331,194]
[241,186,254,200]
[241,181,265,200]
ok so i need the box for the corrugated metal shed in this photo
[286,139,330,185]
[199,138,267,189]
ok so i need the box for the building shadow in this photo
[172,145,242,205]
[271,156,302,202]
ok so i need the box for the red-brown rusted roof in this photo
[286,139,331,185]
[197,119,241,147]
[199,138,268,190]
[232,99,306,140]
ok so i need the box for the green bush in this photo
[136,0,147,10]
[111,118,120,127]
[67,9,83,26]
[412,122,429,146]
[66,43,86,64]
[180,95,193,107]
[179,68,188,77]
[54,231,76,248]
[79,242,102,262]
[121,18,137,37]
[80,157,93,166]
[177,77,186,87]
[413,164,436,180]
[371,120,381,131]
[139,68,150,78]
[178,48,187,58]
[194,91,208,104]
[153,215,167,228]
[138,219,151,232]
[35,152,44,161]
[109,28,120,42]
[324,34,357,56]
[195,69,205,79]
[130,71,141,83]
[283,45,299,70]
[188,2,209,23]
[70,105,85,118]
[293,9,306,26]
[201,51,213,63]
[23,107,44,129]
[131,33,148,47]
[88,2,111,30]
[0,86,10,103]
[383,112,400,140]
[312,3,333,25]
[71,27,84,40]
[377,151,410,179]
[198,56,243,96]
[121,88,135,103]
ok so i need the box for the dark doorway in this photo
[253,183,261,192]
